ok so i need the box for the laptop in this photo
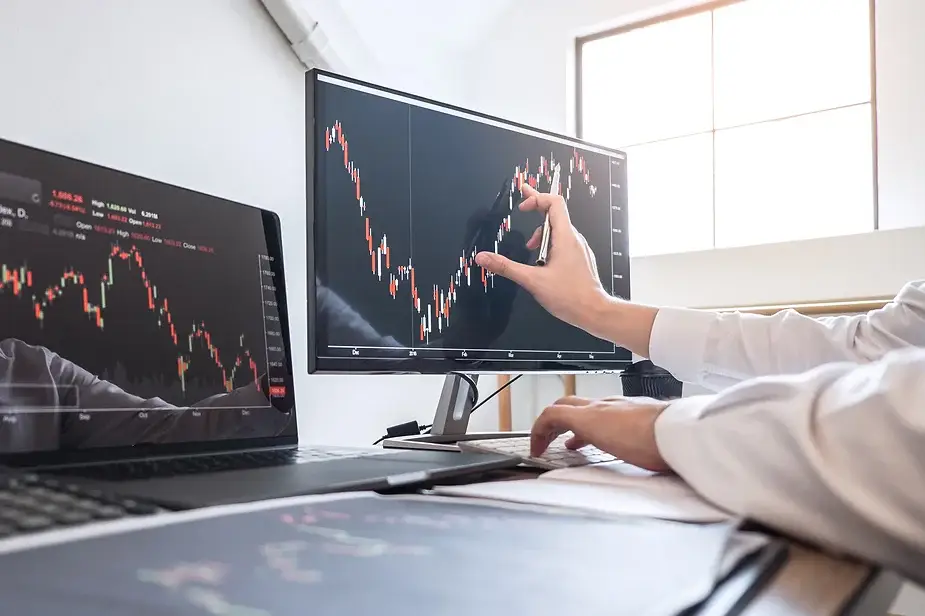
[0,138,519,509]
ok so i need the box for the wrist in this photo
[582,293,658,357]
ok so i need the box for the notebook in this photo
[432,461,733,523]
[0,492,780,616]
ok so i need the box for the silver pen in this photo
[535,162,561,266]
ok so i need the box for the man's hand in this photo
[474,183,611,335]
[531,395,672,472]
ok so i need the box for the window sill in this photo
[702,297,890,316]
[629,226,925,308]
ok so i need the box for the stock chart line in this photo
[0,244,260,396]
[324,120,598,344]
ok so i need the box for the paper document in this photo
[433,461,733,523]
[0,492,771,616]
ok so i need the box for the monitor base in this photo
[381,373,527,452]
[381,431,530,452]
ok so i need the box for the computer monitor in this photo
[0,138,296,465]
[306,70,631,378]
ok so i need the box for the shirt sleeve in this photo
[653,346,925,583]
[648,280,925,391]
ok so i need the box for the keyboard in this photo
[0,469,163,538]
[50,445,394,482]
[458,434,619,470]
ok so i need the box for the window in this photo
[577,0,876,256]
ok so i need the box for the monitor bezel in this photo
[306,69,632,375]
[0,137,299,468]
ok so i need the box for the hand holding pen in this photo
[474,183,609,336]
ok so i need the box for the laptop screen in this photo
[0,139,297,466]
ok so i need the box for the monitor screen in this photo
[308,71,631,373]
[0,139,296,463]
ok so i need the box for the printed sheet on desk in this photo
[0,492,770,616]
[434,460,734,523]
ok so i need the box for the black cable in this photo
[371,420,427,446]
[421,374,521,434]
[469,374,521,415]
[372,376,520,442]
[449,371,479,406]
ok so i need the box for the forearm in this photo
[583,295,658,358]
[586,280,925,390]
[653,348,925,582]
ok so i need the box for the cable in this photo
[469,374,521,415]
[449,371,479,406]
[371,420,427,446]
[421,374,522,434]
[372,376,520,443]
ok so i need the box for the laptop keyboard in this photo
[0,446,392,540]
[50,446,391,482]
[0,470,163,539]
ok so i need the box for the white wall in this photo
[0,0,510,447]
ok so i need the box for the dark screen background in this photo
[408,106,616,353]
[316,92,414,347]
[0,138,295,445]
[311,75,631,372]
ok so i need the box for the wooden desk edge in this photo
[742,544,900,616]
[701,297,891,317]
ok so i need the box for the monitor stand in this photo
[381,373,529,452]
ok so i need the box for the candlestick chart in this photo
[0,243,262,404]
[323,119,601,345]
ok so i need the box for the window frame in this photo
[574,0,881,245]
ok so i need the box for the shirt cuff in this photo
[648,307,718,384]
[653,395,716,479]
[653,395,738,514]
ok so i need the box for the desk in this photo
[427,468,902,616]
[740,545,901,616]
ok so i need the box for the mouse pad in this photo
[0,493,752,616]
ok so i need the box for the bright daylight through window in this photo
[578,0,875,257]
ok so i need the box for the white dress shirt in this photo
[648,280,925,583]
